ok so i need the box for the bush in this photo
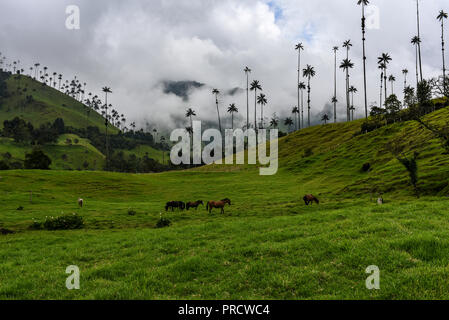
[24,150,52,169]
[30,213,84,231]
[128,209,136,216]
[303,148,313,158]
[156,214,171,228]
[362,163,371,172]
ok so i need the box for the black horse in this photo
[186,200,204,210]
[165,201,186,211]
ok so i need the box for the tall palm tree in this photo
[227,104,238,130]
[185,107,197,129]
[378,53,392,101]
[402,69,409,90]
[303,65,316,127]
[296,42,304,129]
[212,89,222,133]
[250,80,262,130]
[411,36,421,88]
[342,40,353,121]
[257,93,268,129]
[358,0,370,119]
[284,117,294,132]
[378,62,386,107]
[244,66,251,130]
[321,114,330,125]
[333,46,339,123]
[340,58,354,121]
[388,75,396,95]
[292,106,300,131]
[102,86,112,169]
[437,10,448,93]
[270,117,279,129]
[416,0,423,81]
[349,86,358,120]
[299,82,306,128]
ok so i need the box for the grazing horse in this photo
[186,200,204,211]
[303,194,319,206]
[206,198,232,214]
[78,198,84,208]
[165,201,186,211]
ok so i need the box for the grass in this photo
[0,100,449,299]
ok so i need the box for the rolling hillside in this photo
[0,103,449,299]
[0,73,166,170]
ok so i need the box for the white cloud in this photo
[0,0,447,130]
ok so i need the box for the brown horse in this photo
[206,198,231,214]
[186,200,204,210]
[303,194,319,206]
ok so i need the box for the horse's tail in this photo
[206,202,209,211]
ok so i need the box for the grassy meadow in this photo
[1,105,449,299]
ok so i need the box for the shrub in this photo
[24,150,52,169]
[30,213,84,231]
[303,148,313,158]
[362,163,371,172]
[128,209,136,216]
[156,213,171,228]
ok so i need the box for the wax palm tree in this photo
[388,75,396,95]
[402,69,409,90]
[227,104,238,130]
[378,53,392,102]
[416,0,423,81]
[342,40,353,121]
[340,59,354,121]
[378,62,386,107]
[185,107,196,129]
[349,86,358,120]
[102,86,112,169]
[411,36,421,88]
[358,0,370,118]
[212,89,222,133]
[299,82,306,128]
[270,117,279,129]
[257,93,268,129]
[296,42,304,129]
[437,10,448,93]
[333,46,339,123]
[244,66,251,129]
[303,65,316,127]
[321,114,330,125]
[284,117,294,132]
[292,106,300,131]
[250,80,262,130]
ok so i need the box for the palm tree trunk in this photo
[232,113,234,130]
[362,4,368,119]
[254,90,257,130]
[297,50,301,130]
[380,73,383,107]
[246,73,249,130]
[415,45,419,88]
[384,68,388,101]
[442,19,447,94]
[301,89,304,129]
[216,97,222,133]
[334,51,337,123]
[417,0,423,81]
[307,78,311,127]
[105,93,109,171]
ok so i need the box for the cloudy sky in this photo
[0,0,447,130]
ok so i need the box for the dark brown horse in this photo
[165,201,186,211]
[206,198,231,214]
[303,194,319,206]
[186,200,204,210]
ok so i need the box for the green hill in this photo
[0,73,166,171]
[1,104,449,299]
